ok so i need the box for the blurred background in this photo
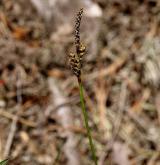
[0,0,160,164]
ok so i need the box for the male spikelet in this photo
[69,8,86,79]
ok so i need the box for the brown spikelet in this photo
[78,43,86,63]
[69,8,86,78]
[69,53,81,77]
[75,8,83,53]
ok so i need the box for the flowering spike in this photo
[69,8,86,78]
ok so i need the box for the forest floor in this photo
[0,0,160,164]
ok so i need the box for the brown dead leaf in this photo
[12,26,30,40]
[28,40,41,47]
[20,131,29,144]
[48,69,66,79]
[130,88,150,114]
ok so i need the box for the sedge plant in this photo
[68,8,97,165]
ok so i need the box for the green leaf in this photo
[0,159,8,165]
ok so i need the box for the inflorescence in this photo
[69,8,86,78]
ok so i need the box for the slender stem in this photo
[78,78,97,165]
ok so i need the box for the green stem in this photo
[78,79,97,165]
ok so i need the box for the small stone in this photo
[0,100,6,108]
